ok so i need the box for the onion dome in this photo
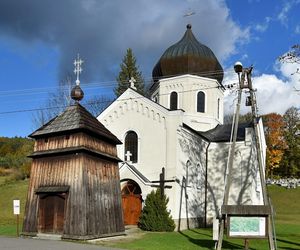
[71,85,84,102]
[152,24,224,83]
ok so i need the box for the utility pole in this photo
[216,62,276,250]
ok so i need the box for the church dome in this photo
[152,24,224,83]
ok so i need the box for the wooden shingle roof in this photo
[30,103,121,144]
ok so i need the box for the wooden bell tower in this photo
[23,55,125,239]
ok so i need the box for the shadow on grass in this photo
[179,230,243,249]
[188,229,212,238]
[277,237,300,248]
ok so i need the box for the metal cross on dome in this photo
[74,54,84,86]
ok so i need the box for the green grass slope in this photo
[0,178,28,235]
[0,180,299,249]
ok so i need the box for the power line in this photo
[0,68,235,98]
[0,84,233,116]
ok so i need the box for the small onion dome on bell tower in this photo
[71,54,84,102]
[71,85,84,101]
[152,24,224,83]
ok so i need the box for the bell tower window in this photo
[197,91,205,113]
[124,131,138,163]
[170,92,178,110]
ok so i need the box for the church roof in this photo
[183,122,252,142]
[152,24,224,85]
[120,162,151,184]
[30,103,121,144]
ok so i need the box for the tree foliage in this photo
[262,108,300,178]
[114,48,144,97]
[279,44,300,89]
[0,137,34,180]
[263,113,287,177]
[279,44,300,65]
[139,189,175,232]
[224,112,253,124]
[280,107,300,177]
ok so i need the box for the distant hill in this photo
[0,137,34,180]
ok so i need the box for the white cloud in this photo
[254,17,271,32]
[0,0,249,81]
[223,62,300,116]
[277,1,300,27]
[277,2,292,27]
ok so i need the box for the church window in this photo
[186,160,191,186]
[197,163,202,189]
[197,91,205,113]
[170,92,178,110]
[217,98,220,119]
[124,131,138,163]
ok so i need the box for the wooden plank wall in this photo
[23,153,124,238]
[23,154,85,235]
[34,133,117,157]
[84,154,124,236]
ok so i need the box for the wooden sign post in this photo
[13,200,20,237]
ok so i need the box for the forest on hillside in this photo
[0,137,34,182]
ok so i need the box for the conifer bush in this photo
[138,189,175,232]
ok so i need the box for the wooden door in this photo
[121,181,142,225]
[39,194,65,234]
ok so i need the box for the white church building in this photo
[97,24,265,229]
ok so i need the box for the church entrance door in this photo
[38,194,66,234]
[121,180,142,225]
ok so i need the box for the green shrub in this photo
[139,189,175,232]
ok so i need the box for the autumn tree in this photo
[280,107,300,177]
[114,48,144,97]
[263,113,286,177]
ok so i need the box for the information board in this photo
[228,216,267,238]
[13,200,20,215]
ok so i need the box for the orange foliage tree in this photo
[263,113,287,177]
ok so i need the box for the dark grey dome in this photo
[152,24,224,83]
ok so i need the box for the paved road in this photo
[0,237,124,250]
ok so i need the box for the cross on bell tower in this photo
[71,54,84,102]
[74,54,84,86]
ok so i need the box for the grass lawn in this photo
[0,178,28,231]
[0,180,299,249]
[105,185,300,250]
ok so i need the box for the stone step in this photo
[35,233,62,241]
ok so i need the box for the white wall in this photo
[206,128,264,222]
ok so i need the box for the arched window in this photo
[186,160,191,186]
[197,163,201,189]
[197,91,205,113]
[170,92,178,110]
[217,98,220,119]
[124,131,138,163]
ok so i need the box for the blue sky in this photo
[0,0,299,137]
